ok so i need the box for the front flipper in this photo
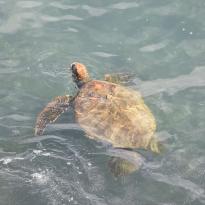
[35,95,73,136]
[104,73,135,85]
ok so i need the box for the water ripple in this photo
[145,3,180,16]
[136,66,205,97]
[21,135,67,144]
[92,51,118,58]
[0,114,31,121]
[50,2,78,10]
[82,5,107,17]
[150,172,205,200]
[110,2,139,10]
[0,12,35,33]
[178,39,205,57]
[40,14,83,22]
[0,138,106,204]
[17,1,42,8]
[139,40,169,52]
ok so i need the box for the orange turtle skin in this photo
[73,80,156,149]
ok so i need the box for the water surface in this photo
[1,0,205,204]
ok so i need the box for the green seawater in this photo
[1,0,205,204]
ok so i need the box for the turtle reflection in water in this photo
[35,62,162,177]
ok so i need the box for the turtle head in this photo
[70,62,90,88]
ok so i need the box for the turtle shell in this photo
[74,80,156,149]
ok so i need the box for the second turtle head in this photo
[70,62,90,88]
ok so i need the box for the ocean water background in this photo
[0,0,205,204]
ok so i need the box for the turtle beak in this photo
[70,62,79,84]
[70,62,79,79]
[70,62,77,72]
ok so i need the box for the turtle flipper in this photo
[107,148,145,177]
[35,95,73,136]
[104,73,134,85]
[148,136,165,154]
[108,157,138,177]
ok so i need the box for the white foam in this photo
[42,152,51,156]
[31,171,49,184]
[0,158,12,165]
[33,150,42,155]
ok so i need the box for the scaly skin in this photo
[35,95,72,136]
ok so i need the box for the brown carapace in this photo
[35,62,162,176]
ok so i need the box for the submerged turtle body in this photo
[74,80,156,149]
[35,62,161,176]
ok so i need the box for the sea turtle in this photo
[35,62,162,176]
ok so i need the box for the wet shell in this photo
[74,80,156,149]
